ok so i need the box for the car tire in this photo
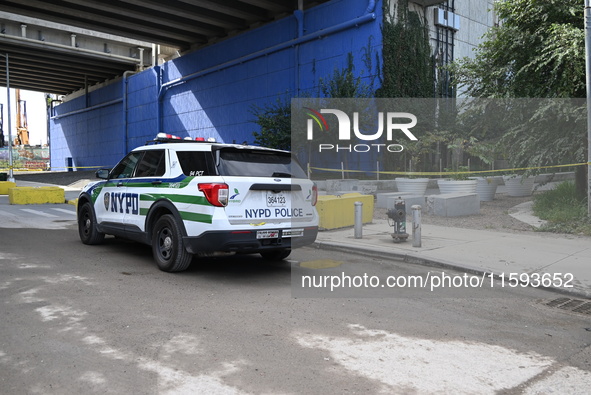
[260,248,291,261]
[152,214,192,272]
[78,202,105,245]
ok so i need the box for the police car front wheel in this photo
[152,214,193,272]
[78,202,105,245]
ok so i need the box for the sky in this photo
[0,88,48,146]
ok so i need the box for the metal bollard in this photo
[412,205,422,248]
[354,201,363,239]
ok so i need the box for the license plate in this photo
[266,191,289,207]
[256,230,279,239]
[282,228,304,238]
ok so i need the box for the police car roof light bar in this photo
[146,133,217,145]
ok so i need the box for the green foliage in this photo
[453,98,587,173]
[533,181,591,235]
[377,0,434,98]
[444,165,470,181]
[449,0,588,193]
[451,0,585,98]
[250,96,291,150]
[495,99,586,172]
[319,53,373,99]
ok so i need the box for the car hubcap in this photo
[81,211,91,235]
[159,229,173,259]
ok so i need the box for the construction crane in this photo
[15,89,30,146]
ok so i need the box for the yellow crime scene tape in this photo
[3,162,591,175]
[0,165,106,172]
[309,162,591,177]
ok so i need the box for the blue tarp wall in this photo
[50,0,382,171]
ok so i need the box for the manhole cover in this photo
[544,298,591,316]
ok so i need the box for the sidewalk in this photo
[314,219,591,298]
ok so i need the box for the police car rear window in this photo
[177,151,216,177]
[217,148,307,178]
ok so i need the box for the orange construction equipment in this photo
[15,89,30,146]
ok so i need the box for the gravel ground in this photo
[374,193,538,234]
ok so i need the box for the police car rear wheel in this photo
[78,202,105,245]
[152,214,192,272]
[260,249,291,261]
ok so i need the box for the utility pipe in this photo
[294,8,304,95]
[122,70,136,153]
[51,98,123,120]
[2,54,14,182]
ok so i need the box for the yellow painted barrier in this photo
[316,193,373,230]
[0,181,17,195]
[8,186,65,205]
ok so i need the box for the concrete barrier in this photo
[326,179,360,194]
[8,186,66,205]
[316,193,374,230]
[426,193,479,217]
[377,192,420,209]
[377,180,398,190]
[0,181,17,195]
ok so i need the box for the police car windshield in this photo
[217,148,307,178]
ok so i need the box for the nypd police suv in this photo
[77,134,319,272]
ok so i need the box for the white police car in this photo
[77,134,319,272]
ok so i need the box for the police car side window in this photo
[177,151,215,177]
[110,152,143,179]
[134,150,165,178]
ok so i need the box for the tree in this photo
[450,0,588,197]
[251,96,291,151]
[452,0,584,98]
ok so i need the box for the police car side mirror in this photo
[96,168,110,180]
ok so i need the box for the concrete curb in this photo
[312,240,591,299]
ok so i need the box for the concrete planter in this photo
[469,177,499,201]
[437,179,477,194]
[395,178,429,195]
[503,175,535,197]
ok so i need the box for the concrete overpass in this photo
[0,0,330,95]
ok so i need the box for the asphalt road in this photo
[1,207,590,394]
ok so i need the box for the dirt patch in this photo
[375,193,537,234]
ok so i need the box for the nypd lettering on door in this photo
[104,192,139,214]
